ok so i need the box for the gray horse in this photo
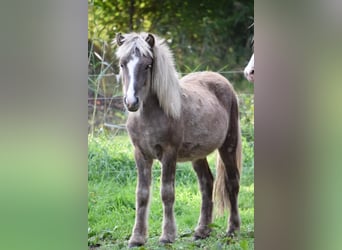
[116,32,242,247]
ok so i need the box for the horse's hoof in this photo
[159,239,172,244]
[227,227,240,238]
[128,235,146,248]
[128,241,144,248]
[193,234,210,241]
[193,235,205,241]
[227,231,235,238]
[159,236,175,244]
[193,233,209,241]
[193,227,211,240]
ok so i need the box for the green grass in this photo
[88,95,254,249]
[88,134,254,250]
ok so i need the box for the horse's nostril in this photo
[125,96,140,112]
[250,70,254,74]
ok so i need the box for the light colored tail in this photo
[213,94,242,215]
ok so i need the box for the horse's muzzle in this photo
[124,96,140,112]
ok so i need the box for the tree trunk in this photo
[129,0,134,31]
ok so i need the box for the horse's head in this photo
[116,33,155,112]
[244,53,254,83]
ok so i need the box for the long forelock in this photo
[115,32,181,119]
[116,33,153,59]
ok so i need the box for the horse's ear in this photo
[116,33,125,46]
[145,33,155,48]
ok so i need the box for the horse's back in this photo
[180,71,236,108]
[180,71,234,90]
[177,71,235,161]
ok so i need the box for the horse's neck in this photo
[140,92,163,115]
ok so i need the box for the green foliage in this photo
[88,0,254,81]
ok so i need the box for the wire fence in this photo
[88,70,244,78]
[88,95,254,130]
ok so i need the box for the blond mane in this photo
[116,32,181,119]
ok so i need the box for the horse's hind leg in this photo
[218,144,241,236]
[214,94,242,237]
[128,148,153,248]
[192,158,214,240]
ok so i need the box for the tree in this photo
[88,0,253,73]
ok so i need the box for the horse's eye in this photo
[145,64,152,70]
[120,64,124,68]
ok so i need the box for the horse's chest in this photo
[126,116,183,159]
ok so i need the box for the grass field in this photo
[88,132,254,249]
[88,95,254,249]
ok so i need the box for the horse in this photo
[244,53,254,82]
[115,32,242,247]
[244,22,254,83]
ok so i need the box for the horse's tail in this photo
[213,93,242,215]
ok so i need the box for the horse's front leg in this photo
[128,148,153,248]
[159,149,177,244]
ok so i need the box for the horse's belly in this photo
[177,142,222,162]
[177,111,228,162]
